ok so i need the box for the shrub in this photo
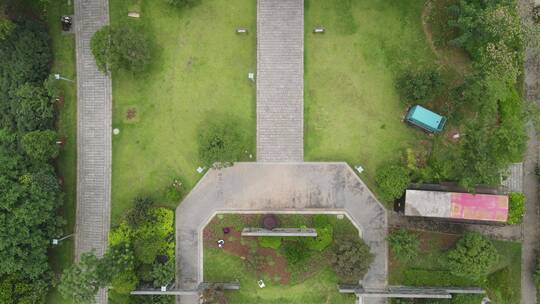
[126,197,154,228]
[21,130,59,161]
[375,163,410,202]
[109,223,133,246]
[448,232,499,280]
[134,235,164,264]
[198,115,247,166]
[395,69,443,104]
[507,192,524,224]
[110,270,138,294]
[330,237,374,283]
[259,237,282,250]
[306,225,333,251]
[283,240,310,264]
[312,214,331,228]
[387,229,419,261]
[151,261,175,288]
[534,6,540,24]
[91,25,151,73]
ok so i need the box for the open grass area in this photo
[43,1,77,303]
[109,0,256,223]
[304,0,438,189]
[203,214,359,304]
[389,230,521,303]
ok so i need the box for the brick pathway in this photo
[74,0,112,302]
[256,0,304,162]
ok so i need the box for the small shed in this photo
[404,190,508,222]
[405,105,447,133]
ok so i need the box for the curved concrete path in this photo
[176,162,388,304]
[74,0,112,302]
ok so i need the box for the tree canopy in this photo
[91,25,151,73]
[448,232,499,279]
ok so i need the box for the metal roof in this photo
[407,105,445,131]
[405,190,508,222]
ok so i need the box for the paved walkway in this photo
[256,0,304,162]
[74,0,112,302]
[519,1,540,303]
[176,163,387,304]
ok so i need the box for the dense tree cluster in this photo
[446,0,526,188]
[0,17,63,303]
[60,199,175,303]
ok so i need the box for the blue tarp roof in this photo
[408,105,444,130]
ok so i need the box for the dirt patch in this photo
[422,0,471,75]
[204,227,291,284]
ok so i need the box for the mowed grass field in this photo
[304,0,438,187]
[109,0,256,223]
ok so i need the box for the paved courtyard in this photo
[176,162,388,304]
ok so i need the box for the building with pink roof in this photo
[404,190,508,222]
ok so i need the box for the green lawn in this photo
[203,214,358,304]
[389,230,521,303]
[109,0,256,223]
[304,0,438,189]
[43,1,77,303]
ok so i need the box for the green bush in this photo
[151,261,175,288]
[312,214,331,228]
[387,229,419,261]
[306,225,333,251]
[126,197,154,228]
[198,115,247,166]
[395,69,443,104]
[21,130,59,161]
[110,270,138,294]
[507,192,524,224]
[283,240,310,264]
[448,232,499,280]
[134,235,163,264]
[534,6,540,24]
[259,237,282,249]
[375,163,410,201]
[91,25,151,73]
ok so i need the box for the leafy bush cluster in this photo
[91,25,151,73]
[447,232,499,280]
[443,0,527,188]
[396,69,443,104]
[0,18,64,303]
[60,200,176,302]
[507,192,524,224]
[259,237,282,249]
[387,229,419,261]
[375,163,411,202]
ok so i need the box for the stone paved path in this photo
[256,0,304,162]
[74,0,112,302]
[176,163,387,304]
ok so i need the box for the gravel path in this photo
[74,0,112,302]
